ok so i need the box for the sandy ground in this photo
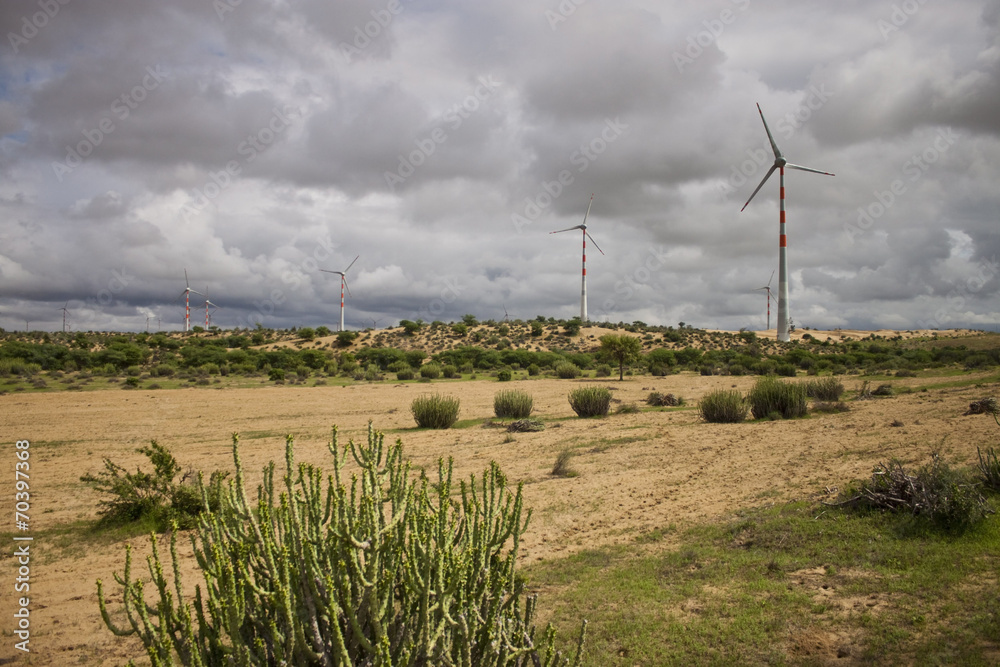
[1,370,998,665]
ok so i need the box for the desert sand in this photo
[1,369,998,664]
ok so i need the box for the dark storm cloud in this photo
[0,0,997,332]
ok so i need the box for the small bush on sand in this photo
[494,389,533,419]
[556,362,582,379]
[568,386,611,417]
[805,377,844,401]
[411,394,460,429]
[699,390,748,423]
[747,376,807,420]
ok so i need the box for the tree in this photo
[336,330,358,347]
[599,333,642,381]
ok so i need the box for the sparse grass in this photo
[568,386,612,417]
[699,389,748,423]
[410,394,460,429]
[551,449,578,477]
[615,402,640,415]
[530,502,1000,666]
[812,401,851,414]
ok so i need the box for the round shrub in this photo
[555,362,582,379]
[497,369,513,382]
[805,377,844,401]
[747,376,807,419]
[268,368,285,382]
[396,369,415,381]
[776,363,797,377]
[568,386,612,417]
[411,394,460,429]
[420,363,441,379]
[527,364,540,376]
[594,364,612,378]
[441,365,458,379]
[494,389,533,419]
[699,389,748,423]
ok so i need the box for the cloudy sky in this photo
[1,0,998,333]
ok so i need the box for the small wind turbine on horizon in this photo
[203,289,220,329]
[755,270,775,331]
[741,103,834,342]
[177,269,203,333]
[320,255,359,332]
[550,194,604,322]
[59,302,69,332]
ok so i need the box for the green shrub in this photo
[776,363,797,377]
[441,364,458,378]
[96,425,586,665]
[364,364,382,381]
[699,365,714,376]
[978,447,1000,492]
[494,389,533,419]
[594,364,612,377]
[497,368,513,382]
[805,377,844,401]
[420,363,441,379]
[527,363,540,376]
[124,377,140,388]
[615,402,640,414]
[568,386,611,417]
[747,376,807,420]
[268,368,285,382]
[80,441,226,532]
[396,369,415,381]
[556,362,582,379]
[411,393,460,428]
[551,449,578,477]
[699,389,748,423]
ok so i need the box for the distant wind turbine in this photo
[741,103,834,342]
[550,194,603,322]
[177,269,203,332]
[59,302,69,332]
[320,255,359,332]
[755,270,775,331]
[202,288,221,329]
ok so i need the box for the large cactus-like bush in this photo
[97,423,585,666]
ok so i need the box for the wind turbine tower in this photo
[550,195,604,322]
[755,271,775,331]
[741,103,834,342]
[203,289,220,329]
[320,255,359,332]
[60,302,69,332]
[178,269,203,332]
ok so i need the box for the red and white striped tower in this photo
[178,269,203,332]
[741,104,833,342]
[320,255,359,332]
[551,195,602,323]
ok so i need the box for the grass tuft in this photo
[493,389,533,419]
[568,386,611,417]
[746,376,807,420]
[410,394,460,429]
[699,389,748,423]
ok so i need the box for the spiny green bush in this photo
[567,386,611,417]
[594,364,612,378]
[80,441,226,532]
[805,377,844,401]
[497,368,513,382]
[699,389,748,423]
[747,376,807,419]
[97,425,586,666]
[527,363,540,376]
[494,389,533,419]
[396,368,415,381]
[978,447,1000,491]
[411,393,461,428]
[556,362,582,379]
[442,364,459,378]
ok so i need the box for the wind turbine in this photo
[755,270,775,331]
[502,303,510,323]
[550,194,603,322]
[741,103,834,342]
[177,269,203,332]
[59,302,69,332]
[320,255,359,332]
[203,289,221,330]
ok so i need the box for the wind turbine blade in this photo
[320,269,341,275]
[784,162,835,177]
[550,225,584,234]
[586,231,605,255]
[184,269,190,288]
[581,194,594,226]
[344,255,359,274]
[767,269,775,289]
[741,164,778,212]
[756,103,782,160]
[344,278,352,298]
